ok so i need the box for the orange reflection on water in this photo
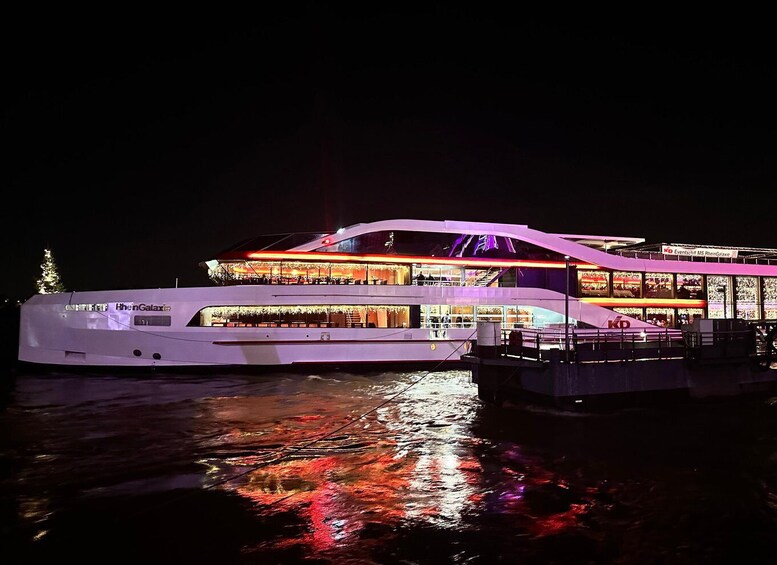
[232,435,485,553]
[198,372,597,552]
[205,372,485,554]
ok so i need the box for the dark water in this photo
[2,367,777,564]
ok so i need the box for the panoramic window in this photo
[209,261,410,286]
[190,305,410,329]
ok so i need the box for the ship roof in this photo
[209,219,777,276]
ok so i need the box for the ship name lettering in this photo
[115,303,171,312]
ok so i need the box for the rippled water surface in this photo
[3,368,777,563]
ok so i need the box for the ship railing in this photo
[616,250,777,266]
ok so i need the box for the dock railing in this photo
[493,326,686,363]
[469,320,775,365]
[683,319,776,364]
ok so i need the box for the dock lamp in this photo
[565,255,570,363]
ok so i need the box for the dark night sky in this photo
[3,6,776,298]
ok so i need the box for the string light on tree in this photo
[36,248,65,294]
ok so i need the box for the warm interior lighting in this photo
[581,297,707,308]
[230,250,599,270]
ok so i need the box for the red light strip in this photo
[223,250,600,270]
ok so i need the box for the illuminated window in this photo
[735,276,760,320]
[449,305,475,327]
[612,272,642,298]
[192,305,410,328]
[644,273,674,298]
[707,276,730,318]
[646,307,675,328]
[613,307,643,320]
[415,265,465,286]
[676,274,705,299]
[677,308,704,326]
[505,306,533,328]
[578,271,610,297]
[476,305,504,323]
[764,278,777,319]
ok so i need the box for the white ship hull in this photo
[18,284,648,368]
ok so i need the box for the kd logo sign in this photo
[607,316,631,329]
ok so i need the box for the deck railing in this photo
[616,250,777,266]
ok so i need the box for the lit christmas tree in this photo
[36,248,66,294]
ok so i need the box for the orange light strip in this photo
[229,251,600,270]
[581,298,707,308]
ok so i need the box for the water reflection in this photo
[4,370,777,562]
[201,370,484,554]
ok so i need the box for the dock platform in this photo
[463,320,777,411]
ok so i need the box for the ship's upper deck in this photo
[211,219,777,271]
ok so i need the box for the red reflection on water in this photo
[530,502,589,537]
[492,446,594,538]
[224,427,483,554]
[235,449,416,552]
[201,373,538,555]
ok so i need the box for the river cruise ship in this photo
[18,219,777,368]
